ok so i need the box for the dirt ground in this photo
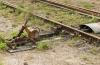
[0,0,100,65]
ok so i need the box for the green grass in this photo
[0,42,6,50]
[0,1,98,27]
[0,34,4,38]
[21,31,27,37]
[36,42,51,50]
[90,16,98,22]
[90,47,99,55]
[82,56,88,60]
[82,55,94,64]
[0,61,3,65]
[0,2,6,10]
[67,34,81,46]
[78,2,94,10]
[0,34,6,50]
[6,7,14,13]
[67,39,74,47]
[14,9,23,15]
[10,31,19,37]
[19,4,25,8]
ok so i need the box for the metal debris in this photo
[80,22,100,33]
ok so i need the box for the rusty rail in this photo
[1,1,100,43]
[40,0,100,18]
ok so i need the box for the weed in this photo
[67,34,81,46]
[90,16,98,22]
[0,61,3,65]
[36,2,44,8]
[14,9,23,15]
[67,10,75,15]
[41,28,45,31]
[88,59,94,64]
[44,23,54,29]
[82,56,88,60]
[0,34,4,38]
[0,33,5,43]
[30,17,44,25]
[82,56,94,64]
[44,6,55,12]
[67,39,74,47]
[90,47,99,55]
[10,31,19,37]
[20,4,24,8]
[6,7,14,13]
[0,42,6,50]
[0,2,6,10]
[78,2,94,9]
[21,32,27,37]
[36,42,51,50]
[73,34,81,40]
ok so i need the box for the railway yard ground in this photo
[0,0,100,65]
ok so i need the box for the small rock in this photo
[24,62,28,65]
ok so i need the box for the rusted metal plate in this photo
[80,22,100,33]
[7,43,36,53]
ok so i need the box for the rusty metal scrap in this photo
[80,22,100,33]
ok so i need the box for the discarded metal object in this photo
[13,18,30,39]
[80,22,100,33]
[7,25,61,52]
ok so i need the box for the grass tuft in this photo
[82,56,88,60]
[36,42,51,50]
[0,2,6,10]
[0,61,3,65]
[90,47,99,55]
[0,42,6,50]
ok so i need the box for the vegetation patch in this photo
[90,47,99,55]
[78,2,94,10]
[0,42,6,50]
[10,31,19,37]
[82,55,94,64]
[0,61,3,65]
[0,34,6,50]
[67,35,81,47]
[36,42,51,50]
[0,2,6,10]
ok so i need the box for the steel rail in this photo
[40,0,100,18]
[1,1,100,44]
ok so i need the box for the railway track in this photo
[1,0,100,44]
[40,0,100,18]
